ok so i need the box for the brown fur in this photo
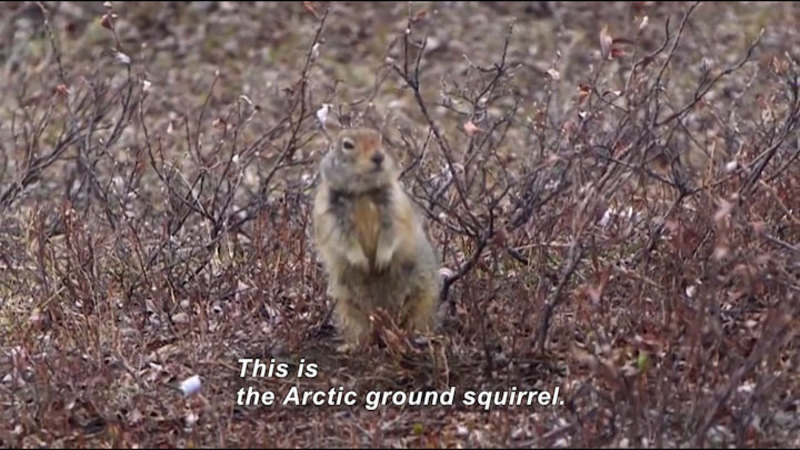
[313,128,441,348]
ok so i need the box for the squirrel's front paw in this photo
[374,243,396,271]
[346,249,369,270]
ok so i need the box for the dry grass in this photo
[1,1,799,448]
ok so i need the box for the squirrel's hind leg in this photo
[402,286,438,336]
[334,297,372,349]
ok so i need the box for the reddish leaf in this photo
[303,1,320,19]
[463,121,482,136]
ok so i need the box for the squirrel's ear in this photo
[379,108,395,137]
[324,118,344,136]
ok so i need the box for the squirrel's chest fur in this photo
[351,196,381,261]
[330,188,391,263]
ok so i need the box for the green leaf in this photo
[636,351,649,372]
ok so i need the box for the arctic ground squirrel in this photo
[312,127,441,348]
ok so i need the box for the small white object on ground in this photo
[179,375,202,396]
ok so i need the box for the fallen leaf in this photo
[600,25,613,60]
[578,83,591,102]
[639,15,649,32]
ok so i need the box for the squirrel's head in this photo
[321,128,397,194]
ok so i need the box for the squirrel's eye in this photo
[342,138,355,152]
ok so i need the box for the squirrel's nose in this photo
[371,152,384,167]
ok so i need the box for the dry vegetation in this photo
[1,1,799,448]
